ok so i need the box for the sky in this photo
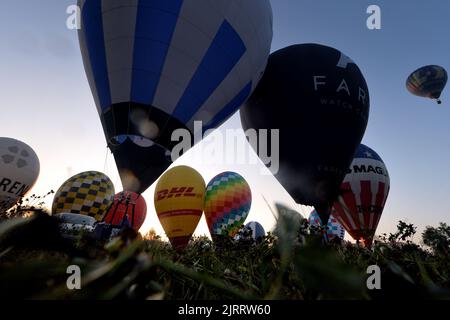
[0,0,449,243]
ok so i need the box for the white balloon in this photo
[0,137,40,211]
[54,213,96,226]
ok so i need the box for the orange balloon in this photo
[154,166,205,250]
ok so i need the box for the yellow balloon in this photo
[154,166,205,250]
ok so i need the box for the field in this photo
[0,203,449,300]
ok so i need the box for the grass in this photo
[0,203,449,300]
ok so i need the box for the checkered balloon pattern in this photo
[52,171,115,221]
[309,210,345,241]
[204,172,252,237]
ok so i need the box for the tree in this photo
[388,221,417,242]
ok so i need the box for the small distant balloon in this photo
[407,65,447,104]
[52,171,115,221]
[0,137,40,211]
[103,191,147,231]
[154,166,205,251]
[78,0,273,194]
[204,172,252,238]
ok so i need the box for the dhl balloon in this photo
[154,166,205,250]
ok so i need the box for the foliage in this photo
[422,223,450,256]
[0,204,448,300]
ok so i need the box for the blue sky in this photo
[0,1,449,242]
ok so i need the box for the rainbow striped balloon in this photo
[204,172,252,237]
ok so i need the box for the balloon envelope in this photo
[55,212,97,226]
[0,137,40,211]
[333,144,390,248]
[52,171,115,221]
[78,0,273,194]
[309,210,345,241]
[407,65,447,103]
[154,166,205,250]
[240,44,370,223]
[244,221,265,240]
[104,191,147,231]
[204,172,252,238]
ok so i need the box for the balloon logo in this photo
[333,144,390,248]
[0,137,40,211]
[154,166,205,250]
[309,210,345,241]
[78,0,273,194]
[407,65,447,104]
[52,171,115,221]
[204,172,252,238]
[240,44,370,224]
[103,191,147,231]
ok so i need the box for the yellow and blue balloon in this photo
[52,171,115,221]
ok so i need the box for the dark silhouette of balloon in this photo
[240,44,370,224]
[204,172,252,238]
[103,191,147,231]
[78,0,273,194]
[407,65,447,104]
[333,144,390,248]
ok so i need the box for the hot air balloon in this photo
[204,172,252,238]
[103,191,147,231]
[52,171,115,221]
[309,210,345,241]
[154,166,205,250]
[0,137,40,212]
[333,144,390,248]
[78,0,273,194]
[407,65,448,104]
[240,44,370,224]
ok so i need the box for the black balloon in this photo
[240,44,370,223]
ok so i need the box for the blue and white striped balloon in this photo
[78,0,273,193]
[309,210,345,241]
